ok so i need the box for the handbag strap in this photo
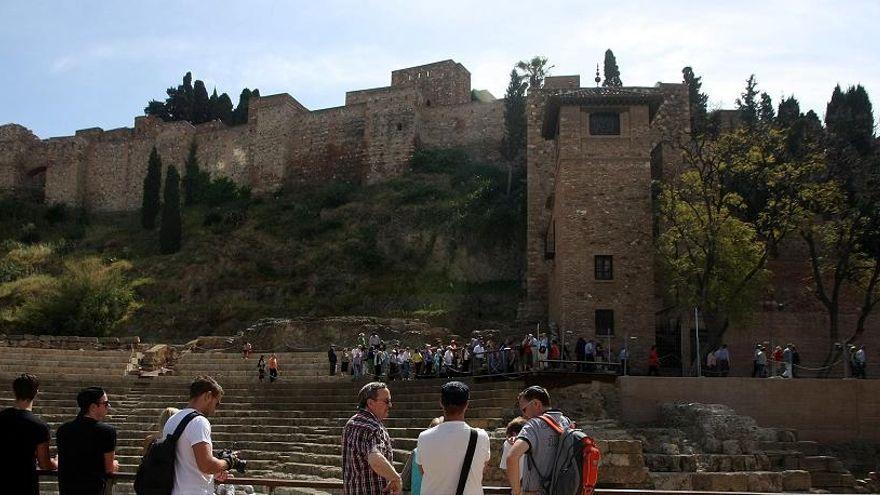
[456,428,478,495]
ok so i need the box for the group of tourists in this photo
[326,330,658,381]
[342,381,577,495]
[1,373,242,495]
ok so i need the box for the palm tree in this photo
[515,56,554,94]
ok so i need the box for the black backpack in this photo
[134,411,202,495]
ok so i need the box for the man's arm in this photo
[192,442,231,475]
[367,451,401,494]
[103,452,119,474]
[505,439,530,495]
[35,442,57,470]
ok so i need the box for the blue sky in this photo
[2,0,878,138]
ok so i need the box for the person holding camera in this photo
[163,376,241,495]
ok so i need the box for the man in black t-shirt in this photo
[56,387,119,495]
[0,373,57,495]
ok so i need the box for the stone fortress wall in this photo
[0,60,503,212]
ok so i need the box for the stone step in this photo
[802,455,847,473]
[650,470,813,492]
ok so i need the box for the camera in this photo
[217,449,247,473]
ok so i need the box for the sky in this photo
[1,0,878,138]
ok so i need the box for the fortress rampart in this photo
[0,59,503,211]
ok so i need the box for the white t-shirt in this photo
[162,408,214,495]
[499,438,526,473]
[417,421,490,495]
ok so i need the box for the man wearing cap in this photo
[505,386,573,495]
[417,381,491,494]
[56,387,118,495]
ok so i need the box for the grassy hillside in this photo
[0,150,525,341]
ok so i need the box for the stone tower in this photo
[525,75,689,364]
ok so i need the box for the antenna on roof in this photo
[594,64,601,87]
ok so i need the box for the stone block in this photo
[812,471,856,487]
[722,439,742,455]
[609,440,642,454]
[599,466,650,486]
[649,472,692,491]
[747,472,782,492]
[604,453,640,467]
[660,442,680,455]
[783,453,802,470]
[782,470,812,491]
[731,455,746,471]
[703,436,722,453]
[803,456,831,471]
[691,472,749,492]
[680,455,697,472]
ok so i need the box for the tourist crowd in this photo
[322,331,651,381]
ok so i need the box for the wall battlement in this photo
[0,59,501,211]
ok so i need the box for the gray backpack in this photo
[529,414,601,495]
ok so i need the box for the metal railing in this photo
[37,471,797,495]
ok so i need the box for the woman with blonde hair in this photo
[141,407,180,455]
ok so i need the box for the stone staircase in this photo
[0,345,870,494]
[171,351,349,382]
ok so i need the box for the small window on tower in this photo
[590,112,621,135]
[396,123,403,131]
[595,255,613,280]
[596,310,615,336]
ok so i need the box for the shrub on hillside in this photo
[9,257,144,336]
[203,177,251,207]
[0,242,59,283]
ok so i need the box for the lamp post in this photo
[694,307,702,377]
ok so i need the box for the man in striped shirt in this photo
[342,382,401,494]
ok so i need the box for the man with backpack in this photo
[158,376,239,495]
[505,385,600,495]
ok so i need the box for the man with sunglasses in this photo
[342,381,401,495]
[504,386,572,495]
[57,387,119,495]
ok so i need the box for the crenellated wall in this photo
[0,59,503,211]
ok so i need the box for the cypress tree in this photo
[233,88,252,125]
[736,75,759,128]
[759,92,775,124]
[602,49,622,87]
[159,165,182,254]
[184,141,199,206]
[217,93,234,124]
[501,69,527,162]
[208,89,220,122]
[776,96,801,128]
[192,79,210,124]
[682,66,709,135]
[141,147,162,230]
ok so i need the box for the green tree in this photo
[167,72,195,122]
[602,49,622,87]
[801,84,880,361]
[515,56,553,94]
[758,92,775,124]
[183,141,209,206]
[141,147,162,230]
[658,128,821,350]
[192,79,210,124]
[216,92,234,124]
[160,165,182,254]
[735,75,759,129]
[144,100,171,121]
[682,66,709,135]
[501,68,528,194]
[233,88,255,125]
